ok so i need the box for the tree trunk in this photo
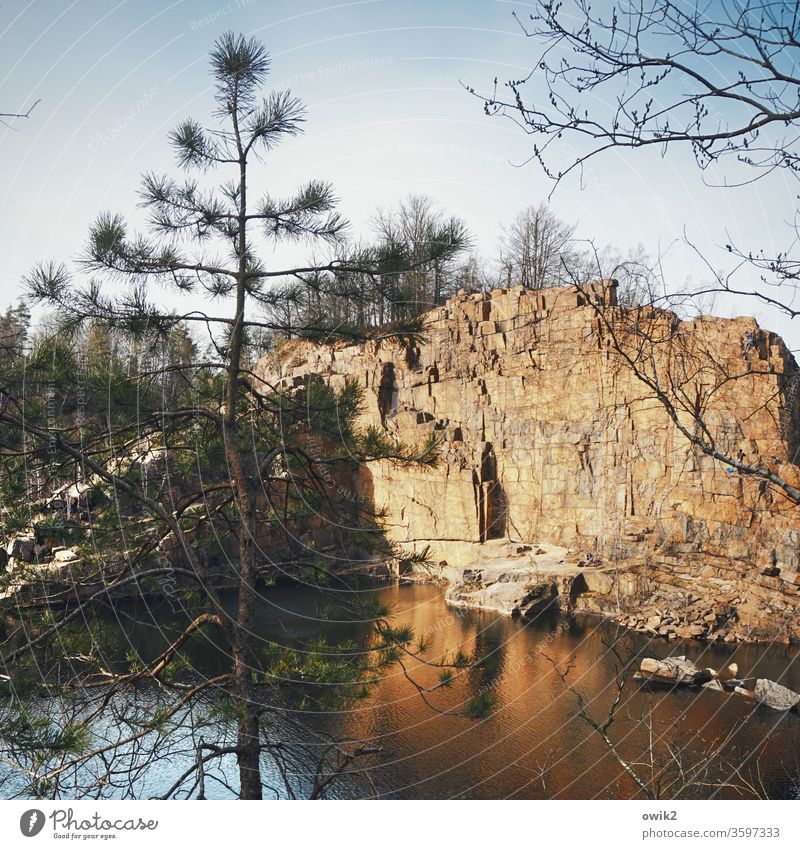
[228,435,263,799]
[226,100,264,799]
[234,648,262,799]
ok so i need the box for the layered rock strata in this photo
[258,282,800,642]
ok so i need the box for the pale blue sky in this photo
[1,0,797,346]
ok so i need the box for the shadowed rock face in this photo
[258,282,800,643]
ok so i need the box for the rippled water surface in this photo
[316,582,800,799]
[4,580,800,799]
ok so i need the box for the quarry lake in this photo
[4,580,800,800]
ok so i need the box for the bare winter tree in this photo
[498,202,577,289]
[260,195,470,334]
[372,194,472,314]
[473,0,800,506]
[0,99,40,130]
[542,636,770,800]
[477,0,800,314]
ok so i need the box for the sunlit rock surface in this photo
[258,282,800,642]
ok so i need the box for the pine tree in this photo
[1,33,474,800]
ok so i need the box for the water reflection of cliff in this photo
[325,585,800,799]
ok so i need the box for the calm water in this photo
[4,581,800,799]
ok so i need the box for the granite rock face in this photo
[258,282,800,642]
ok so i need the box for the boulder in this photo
[6,537,35,562]
[53,548,79,563]
[638,656,702,686]
[753,678,800,711]
[446,573,558,617]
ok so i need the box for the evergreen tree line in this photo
[1,199,655,363]
[266,196,656,339]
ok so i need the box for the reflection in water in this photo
[468,620,507,695]
[3,580,800,799]
[316,583,800,799]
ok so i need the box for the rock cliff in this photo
[258,282,800,642]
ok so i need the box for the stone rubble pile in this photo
[2,533,80,585]
[617,594,742,642]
